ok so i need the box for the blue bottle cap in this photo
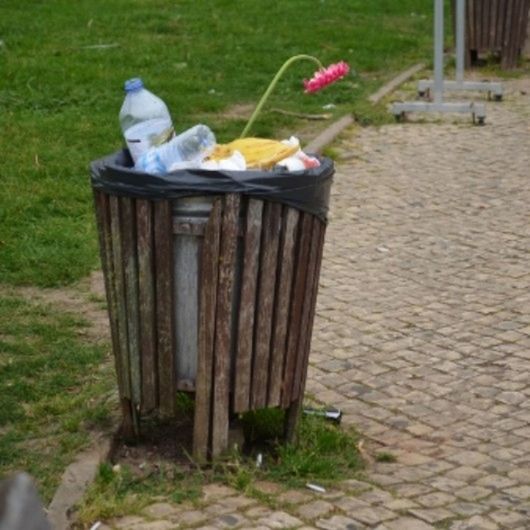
[124,78,144,92]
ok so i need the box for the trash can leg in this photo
[120,398,137,440]
[193,200,222,462]
[284,398,302,444]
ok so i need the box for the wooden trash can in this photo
[91,157,331,460]
[453,0,530,69]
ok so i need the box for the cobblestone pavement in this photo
[104,79,530,529]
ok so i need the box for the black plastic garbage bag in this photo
[90,149,334,222]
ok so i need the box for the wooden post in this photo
[211,194,240,457]
[233,199,263,413]
[193,200,222,461]
[121,197,141,431]
[109,196,136,439]
[268,207,299,408]
[281,213,313,408]
[92,191,121,396]
[251,201,282,410]
[284,219,326,444]
[154,200,176,418]
[136,199,157,413]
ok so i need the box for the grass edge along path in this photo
[0,291,116,503]
[75,412,364,526]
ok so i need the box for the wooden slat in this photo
[476,0,483,49]
[251,201,282,410]
[495,0,506,52]
[290,218,324,403]
[268,208,300,407]
[490,0,499,49]
[516,0,527,58]
[468,0,476,50]
[284,398,303,444]
[284,219,327,444]
[296,220,327,398]
[93,191,122,394]
[501,0,512,68]
[136,199,157,413]
[211,194,240,457]
[281,213,313,408]
[483,0,489,49]
[486,0,493,49]
[121,198,141,421]
[154,200,176,418]
[513,0,523,54]
[109,195,135,438]
[502,0,513,68]
[193,199,222,461]
[510,0,522,66]
[233,198,263,413]
[522,1,530,48]
[464,0,473,66]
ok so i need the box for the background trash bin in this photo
[91,150,333,459]
[453,0,530,69]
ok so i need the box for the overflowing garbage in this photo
[119,77,321,176]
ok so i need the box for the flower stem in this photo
[240,54,323,138]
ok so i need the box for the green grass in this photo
[0,0,435,287]
[258,414,363,488]
[76,461,204,524]
[75,413,363,525]
[0,295,115,502]
[239,408,363,488]
[375,451,397,463]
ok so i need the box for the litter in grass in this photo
[303,407,342,424]
[306,483,326,493]
[82,43,120,50]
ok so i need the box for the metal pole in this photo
[456,0,465,85]
[392,0,488,122]
[434,0,444,104]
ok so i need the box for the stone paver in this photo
[102,78,530,529]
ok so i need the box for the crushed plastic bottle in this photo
[135,124,216,174]
[119,78,174,163]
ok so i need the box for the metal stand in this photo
[391,0,486,124]
[417,0,503,101]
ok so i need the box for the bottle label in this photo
[125,118,174,162]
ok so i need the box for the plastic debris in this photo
[208,137,298,170]
[82,43,120,50]
[199,150,247,171]
[303,407,342,424]
[277,150,321,171]
[306,483,326,493]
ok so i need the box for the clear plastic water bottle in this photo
[119,78,174,163]
[135,124,216,174]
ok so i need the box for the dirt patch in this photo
[109,414,248,477]
[109,416,196,479]
[218,103,255,121]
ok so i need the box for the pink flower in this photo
[303,61,350,93]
